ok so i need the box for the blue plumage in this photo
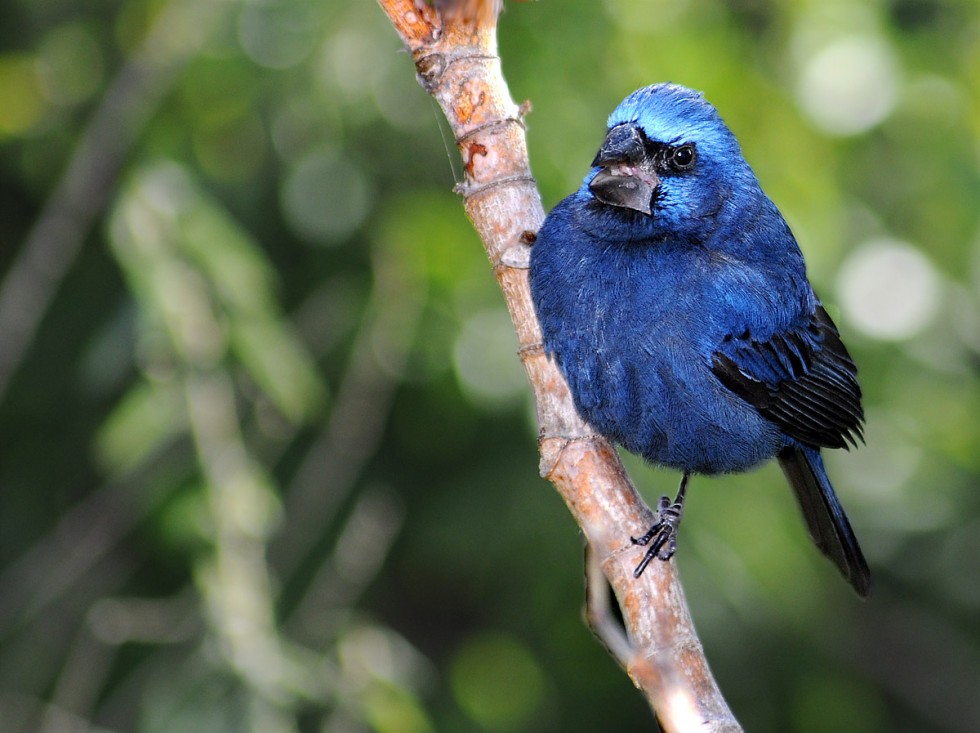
[529,84,870,595]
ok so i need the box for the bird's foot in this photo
[630,474,689,578]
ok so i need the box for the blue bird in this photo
[529,83,870,596]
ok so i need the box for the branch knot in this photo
[413,50,499,94]
[414,52,447,93]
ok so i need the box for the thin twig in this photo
[375,2,741,730]
[584,542,705,731]
[271,234,425,577]
[583,540,635,671]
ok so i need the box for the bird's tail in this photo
[777,445,871,597]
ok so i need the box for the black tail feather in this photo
[778,445,871,597]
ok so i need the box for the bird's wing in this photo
[710,305,864,449]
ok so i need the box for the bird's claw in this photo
[630,494,684,578]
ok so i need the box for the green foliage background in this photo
[1,0,978,731]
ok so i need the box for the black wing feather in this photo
[711,305,864,449]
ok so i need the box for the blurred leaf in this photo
[109,161,327,421]
[155,480,212,553]
[362,683,435,733]
[0,54,45,136]
[177,189,278,316]
[231,318,326,423]
[96,379,186,474]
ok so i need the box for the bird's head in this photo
[585,83,758,239]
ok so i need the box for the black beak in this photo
[589,123,660,216]
[591,123,646,168]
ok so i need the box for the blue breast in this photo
[530,193,787,475]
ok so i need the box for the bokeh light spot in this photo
[319,27,392,100]
[837,238,941,340]
[450,633,544,731]
[238,0,321,70]
[797,36,900,136]
[453,308,525,408]
[280,148,372,244]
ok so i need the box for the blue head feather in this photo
[575,84,766,247]
[607,83,740,160]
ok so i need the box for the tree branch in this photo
[376,2,741,730]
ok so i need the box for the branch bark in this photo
[376,2,741,730]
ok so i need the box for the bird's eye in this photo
[669,144,696,171]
